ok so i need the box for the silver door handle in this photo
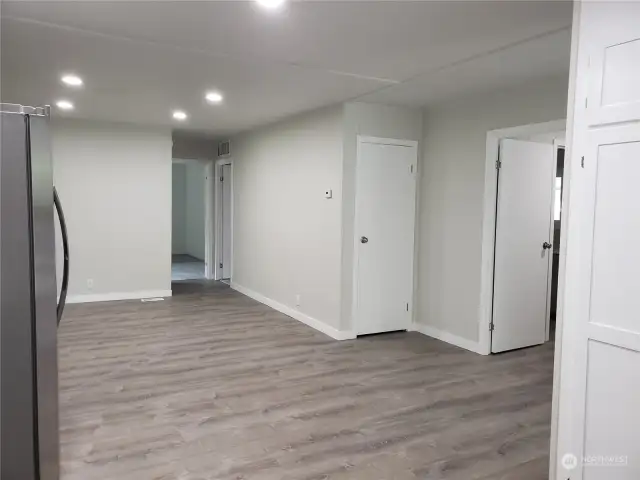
[542,242,552,250]
[360,236,369,244]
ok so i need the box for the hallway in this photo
[171,254,205,281]
[58,286,554,480]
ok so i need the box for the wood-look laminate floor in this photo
[59,284,554,480]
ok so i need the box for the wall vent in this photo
[218,140,231,158]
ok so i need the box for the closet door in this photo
[557,2,640,479]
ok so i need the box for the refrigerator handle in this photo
[54,187,69,325]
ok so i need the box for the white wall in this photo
[341,102,423,331]
[417,76,568,344]
[172,163,187,253]
[184,161,206,260]
[52,119,172,300]
[232,106,344,331]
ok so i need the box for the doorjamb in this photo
[213,158,233,281]
[478,119,566,356]
[544,140,566,342]
[352,135,419,336]
[204,159,215,279]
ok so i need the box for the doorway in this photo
[213,158,233,283]
[482,124,566,353]
[171,159,207,282]
[549,145,565,336]
[352,136,418,336]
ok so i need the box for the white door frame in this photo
[212,158,233,281]
[478,119,566,356]
[352,135,419,336]
[204,160,215,279]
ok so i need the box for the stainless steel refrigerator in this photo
[1,103,70,480]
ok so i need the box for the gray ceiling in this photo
[1,0,572,135]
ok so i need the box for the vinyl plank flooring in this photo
[171,260,205,281]
[58,285,554,480]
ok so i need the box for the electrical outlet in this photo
[87,278,94,290]
[295,294,301,306]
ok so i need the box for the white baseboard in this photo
[231,282,355,341]
[410,323,484,354]
[67,289,173,304]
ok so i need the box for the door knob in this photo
[542,242,552,250]
[360,236,369,244]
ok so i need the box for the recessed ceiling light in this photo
[56,100,74,111]
[172,110,188,121]
[61,74,83,87]
[205,91,224,104]
[256,0,286,9]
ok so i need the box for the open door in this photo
[220,163,232,280]
[214,161,233,281]
[491,138,554,353]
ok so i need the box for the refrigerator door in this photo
[29,113,60,480]
[1,110,39,480]
[0,108,59,480]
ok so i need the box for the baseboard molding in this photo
[231,282,355,341]
[411,323,484,354]
[67,289,173,304]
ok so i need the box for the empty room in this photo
[1,1,639,480]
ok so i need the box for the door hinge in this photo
[581,156,585,168]
[219,262,223,268]
[489,323,495,331]
[410,164,414,174]
[585,97,588,108]
[496,159,502,170]
[220,176,224,182]
[406,303,409,312]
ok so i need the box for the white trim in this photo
[352,136,419,336]
[231,282,355,341]
[410,323,483,354]
[172,158,192,165]
[204,160,215,279]
[478,119,567,356]
[67,289,172,304]
[358,136,418,148]
[550,6,581,479]
[214,158,234,281]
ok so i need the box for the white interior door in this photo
[221,164,232,279]
[557,3,640,478]
[492,139,554,353]
[353,138,417,336]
